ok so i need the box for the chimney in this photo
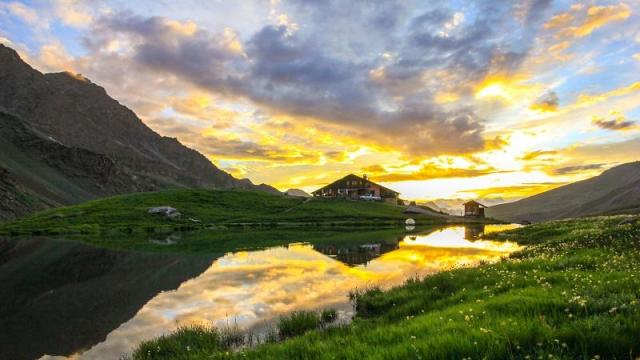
[363,174,368,180]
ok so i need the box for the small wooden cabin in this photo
[463,200,486,218]
[311,174,399,204]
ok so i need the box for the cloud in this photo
[460,183,565,199]
[54,0,93,27]
[530,91,559,112]
[570,3,631,37]
[574,81,640,108]
[553,163,606,175]
[520,150,557,161]
[1,2,38,24]
[360,162,498,183]
[77,3,557,156]
[592,111,637,131]
[545,3,631,39]
[196,134,325,164]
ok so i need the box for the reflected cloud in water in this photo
[55,226,521,359]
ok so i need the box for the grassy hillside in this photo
[0,189,478,235]
[131,216,640,359]
[486,161,640,222]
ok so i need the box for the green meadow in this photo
[130,216,640,360]
[0,189,484,236]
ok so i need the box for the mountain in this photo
[485,161,640,222]
[0,44,278,219]
[284,188,311,197]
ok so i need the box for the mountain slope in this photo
[485,161,640,222]
[0,44,278,219]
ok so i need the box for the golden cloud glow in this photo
[165,19,198,36]
[474,75,542,104]
[545,3,631,39]
[571,3,631,37]
[574,81,640,108]
[459,183,565,199]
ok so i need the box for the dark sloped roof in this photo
[312,174,400,195]
[463,200,486,207]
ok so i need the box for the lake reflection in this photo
[0,225,520,360]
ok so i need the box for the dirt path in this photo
[282,197,313,213]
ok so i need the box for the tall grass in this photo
[278,311,321,339]
[131,324,243,360]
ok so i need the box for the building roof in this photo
[312,174,400,196]
[463,200,487,207]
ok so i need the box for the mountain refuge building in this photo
[311,174,399,204]
[463,200,486,218]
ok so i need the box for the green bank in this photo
[131,216,640,360]
[0,189,488,236]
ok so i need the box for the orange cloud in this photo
[460,183,565,199]
[571,3,631,37]
[520,150,558,161]
[545,3,631,39]
[363,163,497,183]
[574,81,640,108]
[544,12,574,30]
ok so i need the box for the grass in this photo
[131,309,339,360]
[278,311,322,339]
[130,215,640,359]
[0,189,485,236]
[131,325,244,360]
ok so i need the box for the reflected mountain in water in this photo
[0,238,213,360]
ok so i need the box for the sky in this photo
[1,0,639,202]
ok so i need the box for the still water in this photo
[0,225,520,360]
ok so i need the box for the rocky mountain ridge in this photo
[0,44,278,220]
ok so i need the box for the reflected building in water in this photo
[313,240,400,266]
[464,224,485,240]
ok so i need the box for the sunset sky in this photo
[1,0,639,202]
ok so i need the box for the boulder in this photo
[148,206,181,219]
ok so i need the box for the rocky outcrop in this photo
[0,167,46,220]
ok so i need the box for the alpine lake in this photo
[0,224,521,359]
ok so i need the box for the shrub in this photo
[277,311,320,339]
[320,308,338,324]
